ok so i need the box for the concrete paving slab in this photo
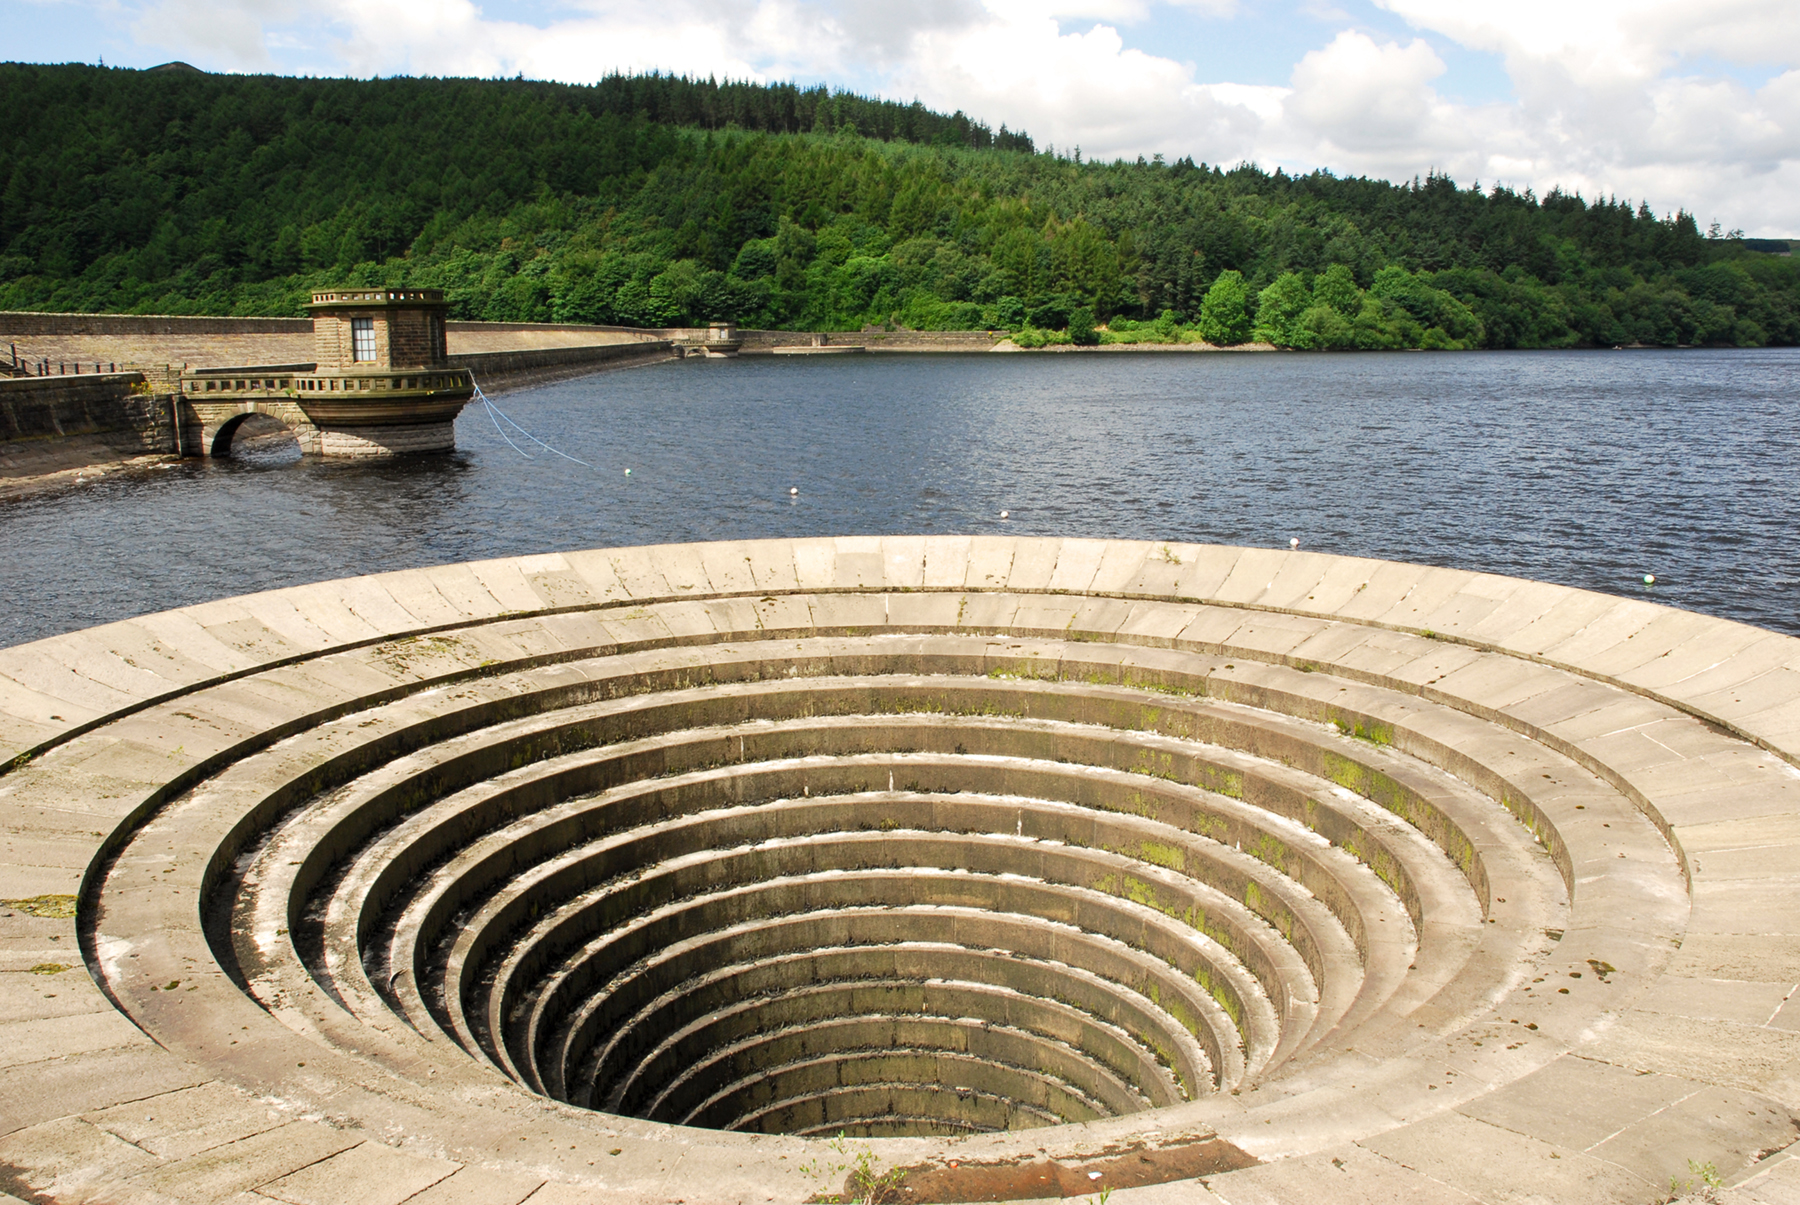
[1666,935,1800,985]
[920,535,973,590]
[1453,1054,1696,1150]
[1107,1178,1229,1204]
[347,570,465,629]
[1172,607,1255,653]
[1630,976,1794,1027]
[963,536,1017,589]
[554,550,631,603]
[600,546,676,599]
[258,1141,459,1205]
[1115,602,1207,647]
[0,966,111,1021]
[235,590,360,654]
[645,544,716,596]
[1091,541,1153,594]
[1586,1084,1797,1187]
[1652,635,1800,702]
[1583,1009,1800,1104]
[518,1183,619,1204]
[0,1044,206,1137]
[0,645,160,717]
[1205,1144,1475,1204]
[886,593,969,630]
[467,559,558,616]
[0,1006,145,1069]
[1731,1152,1800,1203]
[1367,568,1482,633]
[824,538,883,591]
[1328,561,1436,624]
[1498,591,1631,660]
[1451,579,1568,646]
[1291,556,1386,616]
[1211,549,1293,607]
[1117,545,1191,598]
[1584,609,1743,680]
[1005,539,1064,592]
[684,543,756,597]
[0,1115,163,1202]
[1360,1110,1654,1203]
[83,1080,290,1160]
[1538,598,1670,669]
[1251,555,1335,613]
[392,1165,544,1205]
[126,1121,362,1202]
[1167,544,1245,601]
[787,539,838,593]
[1043,539,1108,595]
[955,592,1019,630]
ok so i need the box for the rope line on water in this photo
[470,375,594,468]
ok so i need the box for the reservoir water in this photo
[2,348,1796,648]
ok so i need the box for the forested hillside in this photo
[3,62,1796,348]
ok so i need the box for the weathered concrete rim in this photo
[6,553,1794,783]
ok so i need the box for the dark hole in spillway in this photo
[203,641,1512,1138]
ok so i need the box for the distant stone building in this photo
[178,288,475,458]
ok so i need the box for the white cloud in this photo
[132,0,295,67]
[107,0,1800,233]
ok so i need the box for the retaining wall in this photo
[735,329,1003,352]
[0,313,661,370]
[0,374,178,487]
[452,340,675,394]
[2,312,1003,370]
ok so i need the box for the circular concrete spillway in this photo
[2,537,1798,1204]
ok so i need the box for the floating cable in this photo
[471,375,594,468]
[483,393,533,459]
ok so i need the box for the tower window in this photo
[352,317,376,362]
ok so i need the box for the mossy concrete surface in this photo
[0,537,1796,1204]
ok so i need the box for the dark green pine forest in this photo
[4,62,1798,348]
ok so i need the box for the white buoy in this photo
[1289,537,1300,549]
[1644,574,1655,585]
[624,468,631,476]
[789,486,799,496]
[1000,510,1010,519]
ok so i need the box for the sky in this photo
[7,0,1800,236]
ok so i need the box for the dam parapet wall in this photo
[0,373,177,493]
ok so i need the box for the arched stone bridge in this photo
[176,289,475,459]
[2,537,1799,1204]
[178,364,474,458]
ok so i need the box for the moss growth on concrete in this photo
[3,894,77,918]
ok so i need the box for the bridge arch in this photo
[188,399,321,458]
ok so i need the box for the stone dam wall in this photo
[0,373,177,487]
[0,312,999,484]
[1,312,659,371]
[451,340,675,394]
[0,316,678,483]
[1,311,1004,371]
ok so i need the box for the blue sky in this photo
[7,0,1799,233]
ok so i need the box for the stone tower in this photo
[296,288,473,456]
[177,288,475,458]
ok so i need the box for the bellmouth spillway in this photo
[1,536,1797,1204]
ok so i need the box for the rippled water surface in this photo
[3,348,1797,647]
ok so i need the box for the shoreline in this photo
[0,447,182,502]
[0,333,1767,499]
